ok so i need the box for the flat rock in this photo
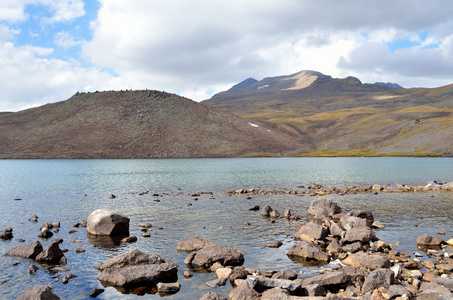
[6,241,43,259]
[176,236,216,252]
[17,286,60,300]
[200,291,228,300]
[156,282,180,293]
[246,275,302,294]
[206,278,227,288]
[87,209,129,236]
[287,240,330,262]
[185,245,244,268]
[303,270,352,290]
[416,234,445,246]
[96,248,167,270]
[261,288,291,300]
[362,268,395,294]
[342,252,390,270]
[295,221,329,241]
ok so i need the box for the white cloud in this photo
[43,0,85,23]
[55,31,82,48]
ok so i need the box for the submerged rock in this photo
[176,236,216,252]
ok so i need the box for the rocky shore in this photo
[1,182,453,299]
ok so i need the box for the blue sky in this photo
[1,0,453,112]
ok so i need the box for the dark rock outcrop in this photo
[6,241,43,259]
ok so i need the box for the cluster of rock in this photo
[227,180,453,197]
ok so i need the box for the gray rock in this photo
[328,221,346,238]
[96,248,167,270]
[343,227,376,243]
[287,240,330,262]
[87,209,130,236]
[343,252,390,270]
[388,284,411,298]
[362,268,394,294]
[348,210,374,227]
[229,280,261,300]
[35,241,65,263]
[6,241,43,259]
[303,271,352,290]
[271,268,298,280]
[29,265,39,274]
[29,215,39,222]
[300,284,326,297]
[38,228,53,239]
[419,282,453,299]
[89,288,104,298]
[230,269,251,281]
[185,245,244,268]
[295,221,329,241]
[156,282,181,293]
[433,277,453,292]
[340,215,368,229]
[246,275,301,294]
[177,236,216,252]
[326,239,342,256]
[17,286,60,300]
[307,197,341,218]
[262,205,273,217]
[206,278,227,288]
[416,234,445,246]
[342,242,365,253]
[0,228,13,240]
[200,291,228,300]
[261,288,291,300]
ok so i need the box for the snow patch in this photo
[249,122,259,128]
[257,84,269,90]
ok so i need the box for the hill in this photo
[203,70,453,156]
[0,90,307,158]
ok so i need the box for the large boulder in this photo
[96,249,178,288]
[343,227,377,243]
[184,245,244,268]
[416,234,445,246]
[87,209,130,236]
[35,240,65,263]
[307,198,341,219]
[229,280,261,300]
[246,275,302,294]
[176,236,216,252]
[6,241,43,259]
[340,215,369,229]
[347,210,374,227]
[287,240,330,262]
[295,221,329,241]
[17,286,60,300]
[342,252,390,270]
[362,268,394,294]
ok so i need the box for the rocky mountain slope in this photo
[203,70,453,156]
[0,90,307,158]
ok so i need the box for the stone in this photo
[416,234,445,246]
[200,291,228,300]
[327,239,342,255]
[29,215,39,222]
[287,240,330,262]
[362,268,395,294]
[348,210,374,227]
[0,228,13,240]
[261,288,291,300]
[388,284,410,299]
[342,242,365,253]
[87,209,130,236]
[295,221,329,241]
[183,271,193,278]
[271,269,298,280]
[433,277,453,291]
[138,223,152,228]
[372,220,385,229]
[156,282,180,293]
[29,265,38,274]
[419,282,453,299]
[303,271,352,290]
[270,210,280,218]
[229,280,261,300]
[342,252,390,270]
[176,236,216,252]
[300,284,326,296]
[96,249,178,288]
[329,221,346,238]
[266,241,283,248]
[122,236,137,243]
[216,267,233,279]
[230,269,251,281]
[35,241,65,263]
[284,210,292,219]
[206,278,227,287]
[341,215,369,229]
[249,205,260,211]
[17,286,60,300]
[89,288,104,298]
[261,205,273,217]
[62,273,77,284]
[6,241,43,259]
[185,245,244,268]
[246,275,302,294]
[75,248,86,253]
[38,228,53,239]
[307,197,341,218]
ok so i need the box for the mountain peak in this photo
[228,78,258,91]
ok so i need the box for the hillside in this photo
[0,90,308,158]
[203,70,453,156]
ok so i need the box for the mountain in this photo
[228,78,258,91]
[203,70,453,156]
[0,90,307,158]
[375,82,403,89]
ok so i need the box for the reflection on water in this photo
[87,234,127,250]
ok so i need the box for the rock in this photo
[348,210,374,227]
[6,241,43,259]
[300,284,326,296]
[269,210,280,218]
[284,210,292,219]
[17,285,60,300]
[122,236,137,243]
[209,262,224,272]
[35,241,65,263]
[303,271,352,291]
[0,228,13,240]
[371,184,383,192]
[156,282,180,293]
[109,194,116,199]
[340,215,369,229]
[343,227,376,243]
[206,278,227,287]
[342,241,365,253]
[87,209,130,236]
[342,252,390,270]
[200,291,228,300]
[29,265,38,274]
[261,205,273,217]
[75,248,86,253]
[216,267,233,279]
[261,288,291,300]
[96,249,178,288]
[271,269,298,280]
[433,277,453,291]
[62,273,77,284]
[327,239,342,256]
[52,222,60,228]
[388,284,410,299]
[295,221,329,241]
[419,282,453,299]
[328,221,346,238]
[416,234,445,246]
[246,275,302,294]
[38,228,53,239]
[266,241,283,248]
[307,197,341,219]
[362,268,395,294]
[29,215,39,222]
[177,236,216,252]
[183,270,193,278]
[249,205,260,211]
[185,245,244,268]
[229,280,261,300]
[138,223,152,228]
[287,240,330,262]
[89,288,104,298]
[230,269,251,281]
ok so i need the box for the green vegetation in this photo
[241,153,275,158]
[294,149,443,157]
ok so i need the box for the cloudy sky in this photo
[1,0,453,112]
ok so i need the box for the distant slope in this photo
[375,82,403,89]
[0,90,308,158]
[203,70,453,156]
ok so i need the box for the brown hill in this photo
[0,90,308,158]
[203,70,453,156]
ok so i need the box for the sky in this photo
[1,1,453,112]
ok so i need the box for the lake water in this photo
[0,157,452,299]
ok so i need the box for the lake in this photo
[0,157,452,299]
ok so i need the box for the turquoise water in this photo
[0,158,452,299]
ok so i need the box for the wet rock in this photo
[372,220,385,229]
[348,210,374,227]
[343,227,377,243]
[216,267,233,279]
[122,236,137,243]
[75,248,86,253]
[87,209,130,236]
[35,240,65,263]
[183,270,193,278]
[38,228,53,239]
[287,240,330,262]
[177,236,216,252]
[29,215,39,222]
[307,197,341,219]
[342,252,390,270]
[6,241,43,259]
[266,241,283,248]
[0,228,13,240]
[271,268,298,280]
[96,249,178,288]
[284,210,292,219]
[249,205,260,211]
[269,210,280,218]
[206,278,227,287]
[261,288,291,299]
[138,223,152,228]
[362,268,395,294]
[261,205,273,217]
[62,273,77,284]
[229,280,261,300]
[52,222,60,228]
[29,265,38,274]
[17,285,60,300]
[109,194,116,199]
[89,288,104,298]
[185,245,244,268]
[200,291,228,300]
[246,275,302,294]
[303,271,352,291]
[295,221,329,241]
[416,234,445,246]
[157,282,180,293]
